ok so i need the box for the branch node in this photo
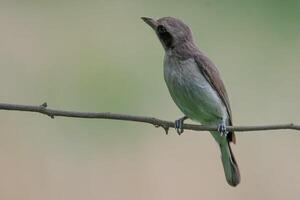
[39,102,54,119]
[40,102,48,108]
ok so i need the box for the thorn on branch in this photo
[163,126,169,135]
[154,124,169,135]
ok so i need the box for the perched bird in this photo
[142,16,240,186]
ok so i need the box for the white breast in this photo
[163,55,228,124]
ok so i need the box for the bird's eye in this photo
[156,25,173,49]
[157,25,167,34]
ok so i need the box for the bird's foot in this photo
[174,116,188,135]
[217,123,228,137]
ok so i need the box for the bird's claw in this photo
[175,117,187,135]
[217,123,228,137]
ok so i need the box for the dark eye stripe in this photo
[157,25,167,34]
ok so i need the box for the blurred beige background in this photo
[1,0,300,199]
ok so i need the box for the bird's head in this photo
[141,16,193,50]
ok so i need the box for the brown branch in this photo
[0,102,300,134]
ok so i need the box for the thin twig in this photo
[0,102,300,133]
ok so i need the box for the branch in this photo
[0,102,300,134]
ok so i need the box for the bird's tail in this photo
[219,141,240,187]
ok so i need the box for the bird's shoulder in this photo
[194,52,235,143]
[171,45,236,143]
[172,43,232,119]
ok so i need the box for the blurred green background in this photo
[1,0,300,199]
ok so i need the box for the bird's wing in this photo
[194,53,236,143]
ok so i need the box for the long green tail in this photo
[219,141,240,187]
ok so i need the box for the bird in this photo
[141,16,240,186]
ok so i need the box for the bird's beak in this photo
[141,17,158,30]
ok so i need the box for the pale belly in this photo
[164,56,228,125]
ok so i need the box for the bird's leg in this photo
[217,123,228,137]
[174,116,188,135]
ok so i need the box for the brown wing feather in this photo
[194,53,236,143]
